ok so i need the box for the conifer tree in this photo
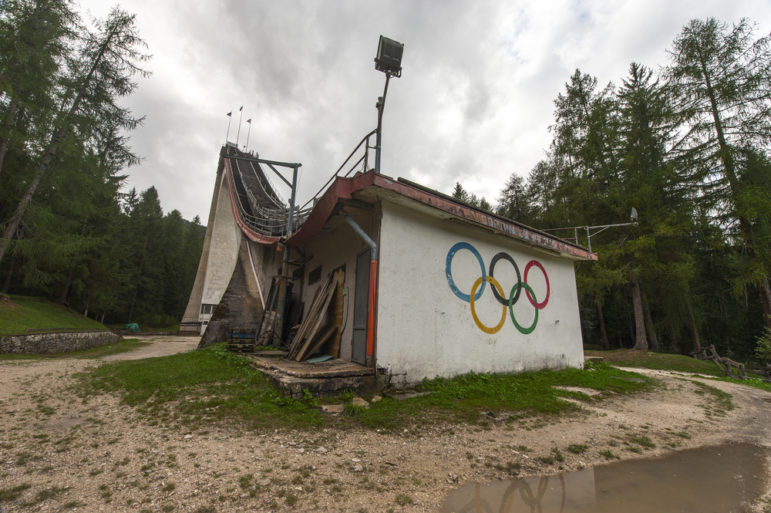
[667,18,771,327]
[0,7,148,266]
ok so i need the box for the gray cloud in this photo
[78,0,771,221]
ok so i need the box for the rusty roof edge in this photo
[285,169,597,261]
[373,175,598,261]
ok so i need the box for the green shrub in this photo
[755,326,771,364]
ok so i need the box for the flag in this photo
[226,111,232,117]
[239,105,243,112]
[246,118,252,124]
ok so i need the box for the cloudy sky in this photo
[77,0,771,222]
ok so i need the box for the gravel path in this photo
[1,339,769,512]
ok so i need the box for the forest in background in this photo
[0,0,204,327]
[0,2,768,359]
[454,18,770,361]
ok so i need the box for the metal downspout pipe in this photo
[344,216,378,365]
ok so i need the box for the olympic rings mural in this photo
[445,242,551,335]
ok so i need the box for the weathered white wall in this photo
[376,202,584,385]
[200,172,242,311]
[299,211,376,360]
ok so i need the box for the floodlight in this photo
[375,36,404,77]
[373,35,404,174]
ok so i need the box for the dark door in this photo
[352,248,371,365]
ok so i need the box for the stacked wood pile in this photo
[256,311,277,346]
[288,269,345,361]
[255,277,281,348]
[226,328,257,352]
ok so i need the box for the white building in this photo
[181,146,596,386]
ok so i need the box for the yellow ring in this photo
[469,276,507,334]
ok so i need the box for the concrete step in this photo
[246,355,375,398]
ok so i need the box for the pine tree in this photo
[0,7,148,266]
[666,18,771,327]
[497,173,536,224]
[0,0,78,177]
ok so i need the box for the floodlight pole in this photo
[584,222,638,253]
[373,35,403,174]
[375,72,392,174]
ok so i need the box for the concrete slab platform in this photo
[246,355,375,398]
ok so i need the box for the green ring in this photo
[508,282,538,334]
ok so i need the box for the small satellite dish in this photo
[630,207,638,222]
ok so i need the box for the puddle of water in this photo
[442,444,768,513]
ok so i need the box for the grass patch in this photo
[585,350,723,376]
[349,361,651,430]
[627,435,655,449]
[0,295,105,335]
[395,494,414,506]
[600,449,617,460]
[587,350,771,392]
[712,375,771,393]
[75,346,650,432]
[0,483,31,501]
[691,381,734,415]
[21,486,70,507]
[76,343,323,430]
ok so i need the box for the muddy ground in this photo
[1,336,769,512]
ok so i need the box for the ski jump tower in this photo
[179,143,302,345]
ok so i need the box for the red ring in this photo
[523,260,550,309]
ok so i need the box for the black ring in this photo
[488,252,521,306]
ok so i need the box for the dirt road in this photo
[1,338,769,512]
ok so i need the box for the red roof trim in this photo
[286,170,597,261]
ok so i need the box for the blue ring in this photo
[446,242,486,302]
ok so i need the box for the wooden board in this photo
[288,268,346,361]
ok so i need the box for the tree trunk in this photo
[59,263,77,304]
[1,256,15,294]
[642,290,659,351]
[760,277,771,329]
[0,23,120,268]
[0,101,20,176]
[698,49,771,329]
[686,297,701,354]
[596,299,609,349]
[631,279,648,351]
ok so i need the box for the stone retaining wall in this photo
[0,331,122,354]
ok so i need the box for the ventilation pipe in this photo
[345,216,378,364]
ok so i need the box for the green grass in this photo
[349,361,651,430]
[587,349,771,393]
[691,381,734,414]
[76,346,651,431]
[627,435,656,449]
[712,375,771,393]
[0,339,151,360]
[585,350,723,376]
[0,483,31,502]
[0,295,105,335]
[567,444,588,454]
[76,343,323,430]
